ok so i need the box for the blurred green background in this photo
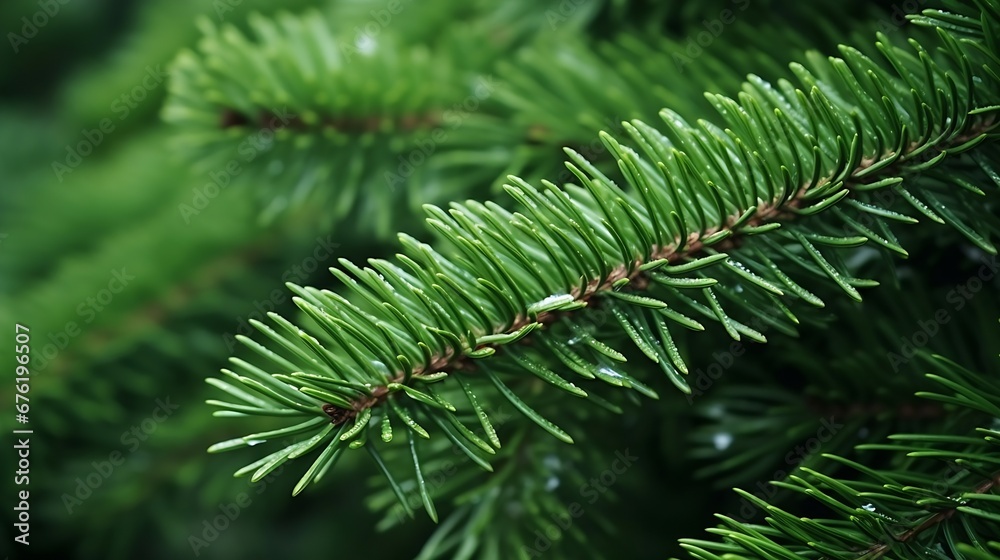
[0,0,919,558]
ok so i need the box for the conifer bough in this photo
[206,0,1000,525]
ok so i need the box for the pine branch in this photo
[317,105,993,420]
[679,348,1000,559]
[161,9,506,230]
[206,0,1000,522]
[162,2,877,231]
[865,469,1000,556]
[686,274,1000,489]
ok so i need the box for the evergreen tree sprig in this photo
[679,347,1000,559]
[205,0,1000,521]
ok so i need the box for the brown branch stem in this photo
[859,470,1000,558]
